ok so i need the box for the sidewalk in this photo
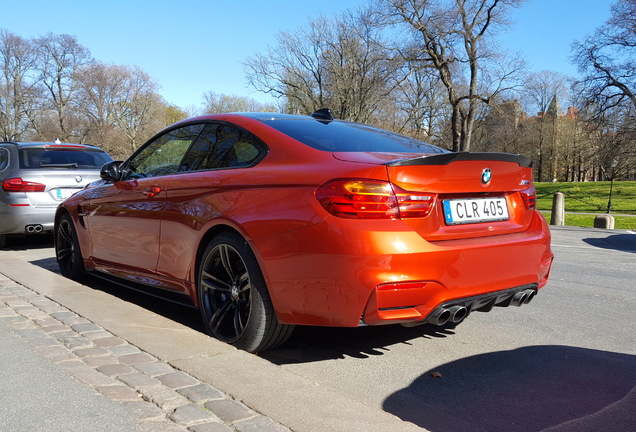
[0,274,288,432]
[0,304,144,432]
[0,256,424,432]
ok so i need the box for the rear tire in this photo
[0,234,6,249]
[55,213,87,282]
[198,232,293,353]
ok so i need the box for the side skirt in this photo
[89,270,197,309]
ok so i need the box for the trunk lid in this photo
[384,152,536,241]
[22,169,104,207]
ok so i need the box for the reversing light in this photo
[2,178,46,193]
[316,179,436,219]
[392,184,436,218]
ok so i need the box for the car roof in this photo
[0,141,106,151]
[238,112,310,121]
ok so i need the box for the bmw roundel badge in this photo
[481,168,492,185]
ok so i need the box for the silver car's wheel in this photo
[198,232,293,352]
[55,213,86,281]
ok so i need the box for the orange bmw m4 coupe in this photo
[55,110,553,352]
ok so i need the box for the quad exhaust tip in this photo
[427,305,468,326]
[402,287,538,328]
[511,289,536,307]
[25,224,44,233]
[425,288,537,327]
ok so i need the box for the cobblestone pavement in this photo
[0,274,291,432]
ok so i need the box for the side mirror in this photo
[100,161,124,182]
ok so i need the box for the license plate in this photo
[443,197,509,225]
[52,188,81,201]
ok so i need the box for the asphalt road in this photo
[1,226,635,432]
[263,226,636,432]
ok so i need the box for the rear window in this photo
[261,119,448,154]
[19,148,112,169]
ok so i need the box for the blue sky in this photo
[3,0,614,111]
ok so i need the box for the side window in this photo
[126,124,204,178]
[0,148,8,171]
[181,123,265,171]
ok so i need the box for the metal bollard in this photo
[550,192,564,226]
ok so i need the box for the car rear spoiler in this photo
[387,152,533,168]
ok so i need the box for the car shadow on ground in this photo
[29,254,458,362]
[260,323,459,364]
[0,233,54,251]
[584,233,636,253]
[32,254,449,362]
[383,345,636,432]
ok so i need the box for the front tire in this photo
[55,213,87,282]
[198,232,293,353]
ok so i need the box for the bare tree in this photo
[320,9,401,122]
[111,66,164,153]
[383,0,526,152]
[583,104,636,181]
[392,64,449,142]
[203,91,275,113]
[0,30,39,141]
[34,33,92,141]
[245,19,327,114]
[573,0,636,114]
[517,71,572,179]
[244,7,400,121]
[75,62,167,156]
[0,30,181,155]
[522,70,572,116]
[75,62,126,144]
[572,0,636,180]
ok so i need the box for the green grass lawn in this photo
[535,181,636,230]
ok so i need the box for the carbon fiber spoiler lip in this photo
[386,152,533,168]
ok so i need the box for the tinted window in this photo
[126,124,205,178]
[180,123,265,171]
[18,148,112,169]
[0,148,8,171]
[261,119,448,154]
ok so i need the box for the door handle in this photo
[143,186,161,198]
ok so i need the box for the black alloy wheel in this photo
[198,232,293,353]
[55,213,86,281]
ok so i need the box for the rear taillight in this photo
[1,178,46,193]
[392,185,436,218]
[316,179,436,219]
[520,186,536,210]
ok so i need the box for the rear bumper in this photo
[256,211,553,327]
[0,202,57,234]
[363,282,547,326]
